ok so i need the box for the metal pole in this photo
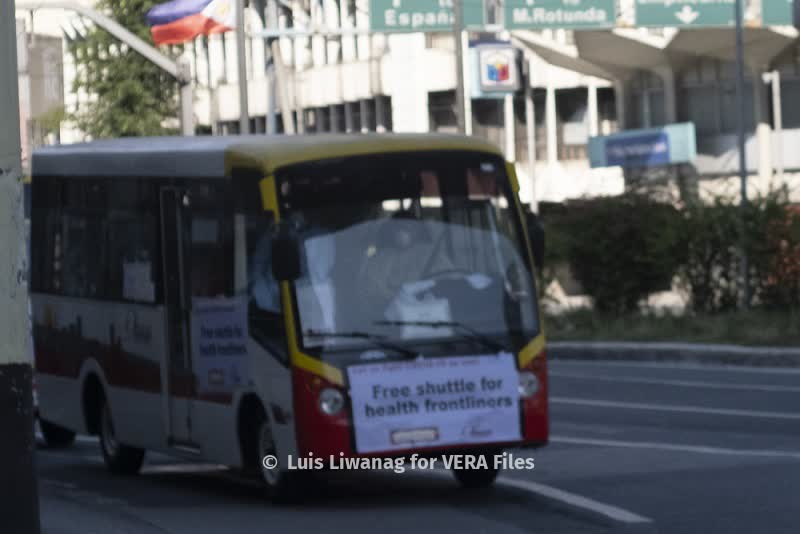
[462,30,473,135]
[236,0,250,134]
[1,6,40,533]
[270,40,296,135]
[525,57,537,213]
[734,0,750,308]
[453,0,466,134]
[177,58,195,136]
[266,0,279,134]
[771,70,783,186]
[204,37,218,135]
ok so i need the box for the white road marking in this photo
[552,359,800,375]
[141,464,228,475]
[551,396,800,420]
[425,469,651,525]
[551,435,800,460]
[550,371,800,393]
[496,476,652,524]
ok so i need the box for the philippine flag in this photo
[146,0,236,46]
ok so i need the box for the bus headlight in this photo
[518,371,540,398]
[319,388,345,415]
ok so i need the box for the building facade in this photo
[15,0,800,205]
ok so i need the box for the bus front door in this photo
[159,188,195,447]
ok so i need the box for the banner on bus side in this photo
[347,353,521,454]
[191,297,249,393]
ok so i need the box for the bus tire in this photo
[252,408,303,503]
[451,452,500,489]
[39,419,76,449]
[99,397,145,475]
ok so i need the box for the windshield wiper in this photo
[374,320,508,353]
[303,329,419,359]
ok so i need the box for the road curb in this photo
[548,341,800,367]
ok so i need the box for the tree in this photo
[69,0,180,138]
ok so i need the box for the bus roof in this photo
[31,134,505,179]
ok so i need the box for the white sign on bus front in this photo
[347,353,521,454]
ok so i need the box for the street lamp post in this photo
[734,0,750,309]
[453,0,466,134]
[236,0,250,134]
[0,5,40,533]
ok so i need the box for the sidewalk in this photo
[548,341,800,367]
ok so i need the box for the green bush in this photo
[747,192,800,310]
[557,194,685,314]
[541,190,799,317]
[681,198,741,313]
[682,190,800,313]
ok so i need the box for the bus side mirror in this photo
[526,212,545,270]
[271,227,301,282]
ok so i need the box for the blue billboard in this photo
[589,123,697,169]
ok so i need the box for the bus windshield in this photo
[258,152,539,357]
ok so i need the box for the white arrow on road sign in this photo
[675,5,700,25]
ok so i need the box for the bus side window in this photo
[59,179,108,299]
[32,177,64,294]
[188,185,235,299]
[244,210,288,363]
[107,179,159,303]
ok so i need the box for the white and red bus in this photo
[31,134,548,498]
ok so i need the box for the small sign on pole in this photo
[475,43,519,94]
[588,123,697,169]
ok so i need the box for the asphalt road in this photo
[37,359,800,534]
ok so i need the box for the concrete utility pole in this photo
[453,0,466,134]
[0,5,41,534]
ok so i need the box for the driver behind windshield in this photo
[358,210,453,323]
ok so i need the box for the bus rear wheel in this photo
[451,452,500,489]
[99,398,145,475]
[39,419,76,448]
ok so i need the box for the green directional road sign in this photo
[762,0,793,26]
[635,0,739,28]
[369,0,486,32]
[504,0,616,29]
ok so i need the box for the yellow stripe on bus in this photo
[263,174,345,386]
[226,135,505,177]
[506,162,520,193]
[259,175,279,217]
[518,333,546,368]
[280,283,345,387]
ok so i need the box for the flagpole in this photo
[235,0,250,134]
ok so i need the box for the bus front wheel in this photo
[451,452,501,489]
[99,398,145,475]
[39,419,76,449]
[254,410,304,502]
